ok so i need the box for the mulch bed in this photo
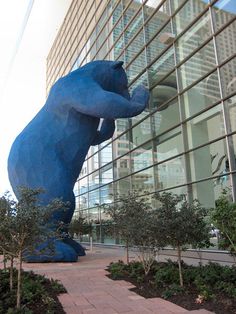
[107,273,236,314]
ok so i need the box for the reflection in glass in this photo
[189,175,232,209]
[130,115,152,148]
[154,156,185,190]
[220,57,236,98]
[100,183,114,204]
[115,177,131,197]
[181,71,221,119]
[131,167,155,194]
[152,97,180,135]
[101,163,113,184]
[154,127,183,163]
[215,20,236,64]
[150,71,177,111]
[185,104,225,150]
[88,190,100,208]
[226,96,236,132]
[88,170,99,191]
[178,40,216,91]
[113,133,130,159]
[175,12,212,64]
[100,144,113,165]
[172,0,209,36]
[212,0,236,31]
[146,22,173,65]
[114,154,130,180]
[131,142,153,173]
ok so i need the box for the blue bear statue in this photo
[8,60,149,262]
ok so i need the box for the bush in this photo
[154,261,180,287]
[107,260,128,279]
[0,268,66,313]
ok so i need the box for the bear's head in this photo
[83,60,130,100]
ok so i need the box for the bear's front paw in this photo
[131,85,149,108]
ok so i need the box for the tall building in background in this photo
[47,0,236,243]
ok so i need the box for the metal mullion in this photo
[79,0,129,65]
[101,0,146,62]
[89,0,134,63]
[209,5,236,200]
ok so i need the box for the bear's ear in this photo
[112,61,124,69]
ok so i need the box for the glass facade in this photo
[47,0,236,243]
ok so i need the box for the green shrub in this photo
[161,283,185,299]
[128,261,144,279]
[108,260,128,279]
[154,261,179,287]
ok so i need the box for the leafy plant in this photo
[211,190,236,254]
[154,192,211,286]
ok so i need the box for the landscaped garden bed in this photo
[0,268,66,314]
[107,259,236,314]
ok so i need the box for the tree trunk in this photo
[177,245,184,287]
[16,251,22,309]
[10,256,14,291]
[3,251,6,271]
[126,240,129,264]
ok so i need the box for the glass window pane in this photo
[87,153,99,172]
[175,12,212,64]
[178,40,216,90]
[154,127,184,163]
[185,104,225,150]
[152,97,180,135]
[78,193,88,210]
[146,22,173,65]
[113,132,130,158]
[150,71,178,111]
[115,177,131,196]
[172,0,209,36]
[187,138,228,183]
[188,176,232,209]
[181,70,221,119]
[88,189,100,209]
[220,57,236,98]
[144,2,170,42]
[88,170,99,191]
[78,176,88,194]
[226,96,236,132]
[100,183,114,204]
[131,167,155,194]
[154,155,186,190]
[212,0,236,31]
[130,115,152,147]
[100,144,113,166]
[101,163,113,184]
[215,20,236,64]
[143,0,170,19]
[114,154,130,179]
[148,47,175,88]
[131,141,153,172]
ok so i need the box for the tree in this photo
[154,192,211,286]
[0,192,16,290]
[104,192,149,263]
[69,215,92,241]
[0,187,67,309]
[211,190,236,253]
[131,208,166,275]
[104,192,165,274]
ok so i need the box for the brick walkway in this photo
[23,246,214,314]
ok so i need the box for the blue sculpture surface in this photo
[7,60,149,262]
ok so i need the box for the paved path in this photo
[23,246,214,314]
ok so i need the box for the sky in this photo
[0,0,72,195]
